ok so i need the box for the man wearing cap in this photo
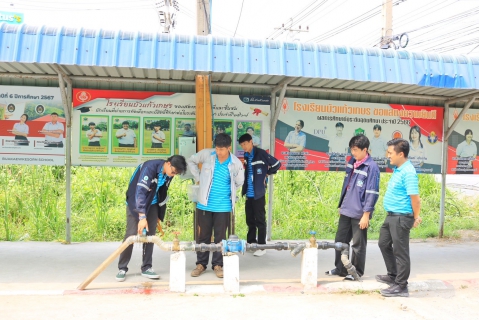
[86,122,103,147]
[40,112,64,148]
[151,123,165,148]
[116,121,137,148]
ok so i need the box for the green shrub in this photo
[1,165,478,241]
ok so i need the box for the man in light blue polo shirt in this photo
[376,138,422,298]
[187,133,244,278]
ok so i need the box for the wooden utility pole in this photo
[380,0,393,48]
[195,75,213,150]
[196,0,210,36]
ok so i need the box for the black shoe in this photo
[325,268,347,277]
[343,275,360,281]
[380,284,409,297]
[375,274,395,286]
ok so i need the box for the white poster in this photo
[0,86,65,165]
[72,89,271,166]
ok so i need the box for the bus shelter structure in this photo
[1,23,479,242]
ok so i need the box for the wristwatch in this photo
[139,215,146,220]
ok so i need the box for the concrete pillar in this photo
[301,247,318,288]
[169,252,186,292]
[223,254,240,293]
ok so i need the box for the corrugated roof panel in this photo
[265,40,283,75]
[1,23,479,91]
[212,36,228,72]
[248,39,264,75]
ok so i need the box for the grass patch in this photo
[1,166,479,241]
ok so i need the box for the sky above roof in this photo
[1,0,478,55]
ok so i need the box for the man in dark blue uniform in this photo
[116,155,187,282]
[325,134,380,280]
[239,133,281,256]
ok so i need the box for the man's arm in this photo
[116,130,124,138]
[155,132,166,143]
[233,159,245,189]
[187,149,210,183]
[360,165,380,229]
[410,194,421,228]
[287,135,306,152]
[283,132,293,148]
[41,125,62,138]
[266,152,281,175]
[134,165,155,234]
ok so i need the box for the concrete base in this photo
[169,252,186,292]
[223,254,240,293]
[301,247,318,288]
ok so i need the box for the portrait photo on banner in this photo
[80,116,108,154]
[111,116,140,155]
[174,118,196,154]
[213,119,234,149]
[235,120,262,157]
[143,117,171,156]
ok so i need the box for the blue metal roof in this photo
[0,23,479,107]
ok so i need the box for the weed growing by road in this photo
[1,166,478,241]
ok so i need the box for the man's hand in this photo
[413,216,422,228]
[359,212,370,229]
[138,218,148,234]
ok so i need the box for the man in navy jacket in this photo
[325,134,380,280]
[116,155,187,282]
[239,133,281,256]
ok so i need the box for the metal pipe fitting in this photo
[290,243,306,257]
[340,251,361,281]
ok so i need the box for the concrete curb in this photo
[0,279,463,296]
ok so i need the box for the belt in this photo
[387,212,413,217]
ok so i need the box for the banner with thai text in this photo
[447,108,479,174]
[72,89,270,166]
[0,85,65,165]
[275,98,444,174]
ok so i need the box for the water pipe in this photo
[316,241,360,281]
[77,234,357,290]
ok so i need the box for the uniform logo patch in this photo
[143,176,149,181]
[356,179,364,187]
[256,168,262,174]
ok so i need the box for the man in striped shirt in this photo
[377,138,422,297]
[187,133,244,278]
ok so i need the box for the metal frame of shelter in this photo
[1,23,479,242]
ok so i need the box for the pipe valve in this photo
[309,230,317,247]
[221,235,246,255]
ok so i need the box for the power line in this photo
[403,6,479,34]
[233,0,245,37]
[308,4,383,43]
[393,0,450,29]
[266,0,325,40]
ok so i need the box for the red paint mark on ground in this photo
[64,288,173,295]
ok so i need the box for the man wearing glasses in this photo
[116,155,187,282]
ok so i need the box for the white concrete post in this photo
[223,254,240,293]
[301,247,318,288]
[169,252,186,292]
